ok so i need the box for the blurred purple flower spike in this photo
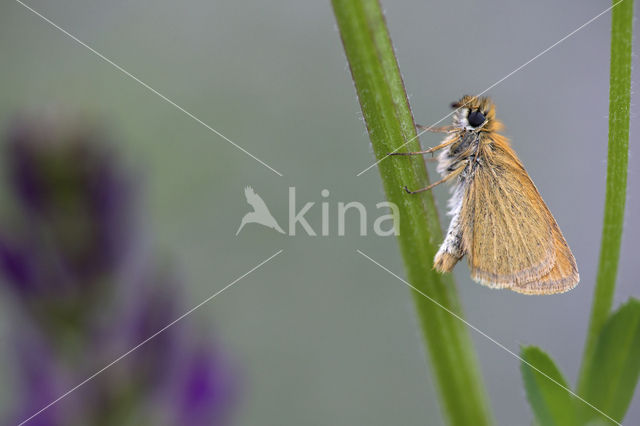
[0,115,137,317]
[1,114,240,426]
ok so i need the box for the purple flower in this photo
[172,344,240,426]
[0,115,137,320]
[1,114,240,426]
[0,237,37,294]
[9,326,71,426]
[120,266,185,392]
[111,267,240,425]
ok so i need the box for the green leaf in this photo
[331,1,493,425]
[521,346,576,426]
[579,0,634,391]
[580,298,640,424]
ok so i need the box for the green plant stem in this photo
[578,0,634,394]
[331,1,493,424]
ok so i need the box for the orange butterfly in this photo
[392,95,579,294]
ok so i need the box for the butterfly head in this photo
[451,95,500,133]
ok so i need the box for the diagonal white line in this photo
[18,249,284,426]
[356,0,624,177]
[15,0,284,177]
[356,249,622,426]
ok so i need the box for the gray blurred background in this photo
[0,0,638,425]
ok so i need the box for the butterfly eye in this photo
[468,110,486,127]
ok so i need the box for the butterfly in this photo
[392,95,579,294]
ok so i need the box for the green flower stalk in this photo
[332,1,494,425]
[578,0,634,389]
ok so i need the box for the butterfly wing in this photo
[460,143,577,292]
[512,223,579,294]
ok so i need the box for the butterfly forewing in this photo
[461,144,558,288]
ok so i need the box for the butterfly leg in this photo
[388,134,460,157]
[416,124,455,133]
[403,163,465,194]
